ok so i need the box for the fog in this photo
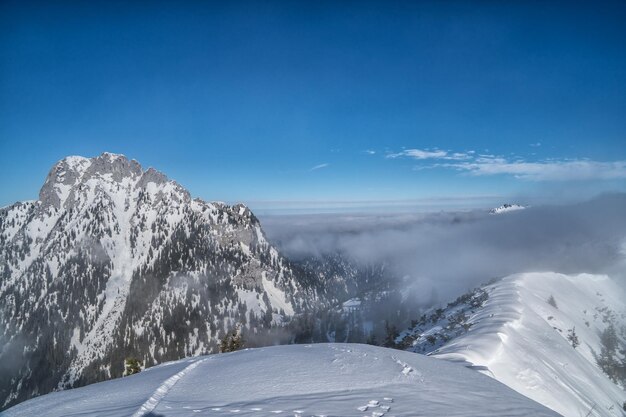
[261,193,626,306]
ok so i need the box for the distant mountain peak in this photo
[489,203,526,215]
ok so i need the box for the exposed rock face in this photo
[0,153,315,409]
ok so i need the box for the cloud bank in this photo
[262,194,626,306]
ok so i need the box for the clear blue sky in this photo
[1,1,625,211]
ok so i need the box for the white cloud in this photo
[310,163,330,171]
[443,157,626,181]
[447,152,472,160]
[386,148,470,160]
[386,146,626,181]
[364,150,376,155]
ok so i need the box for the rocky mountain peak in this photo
[87,152,143,180]
[38,153,187,209]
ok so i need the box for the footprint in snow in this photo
[357,399,392,415]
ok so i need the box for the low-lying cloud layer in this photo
[262,193,626,306]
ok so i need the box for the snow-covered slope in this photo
[0,153,317,409]
[399,273,626,417]
[2,343,559,417]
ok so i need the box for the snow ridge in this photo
[399,272,626,417]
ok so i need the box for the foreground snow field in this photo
[429,273,626,417]
[3,343,558,417]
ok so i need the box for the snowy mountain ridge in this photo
[397,272,626,417]
[0,153,315,409]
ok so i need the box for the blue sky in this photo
[1,1,625,212]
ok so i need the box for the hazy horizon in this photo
[2,151,624,215]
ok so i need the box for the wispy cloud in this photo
[443,157,626,181]
[530,142,542,147]
[310,163,330,171]
[364,150,376,155]
[386,148,471,160]
[387,147,626,181]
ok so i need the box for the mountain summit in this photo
[489,203,527,215]
[0,153,313,409]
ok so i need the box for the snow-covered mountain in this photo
[0,153,317,410]
[3,343,560,417]
[489,203,527,214]
[2,153,623,415]
[397,272,626,417]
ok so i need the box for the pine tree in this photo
[220,325,244,353]
[124,357,142,376]
[596,323,623,383]
[567,327,579,349]
[383,321,399,349]
[547,295,558,309]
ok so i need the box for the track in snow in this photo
[133,358,208,417]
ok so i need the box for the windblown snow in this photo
[3,344,559,417]
[407,272,626,417]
